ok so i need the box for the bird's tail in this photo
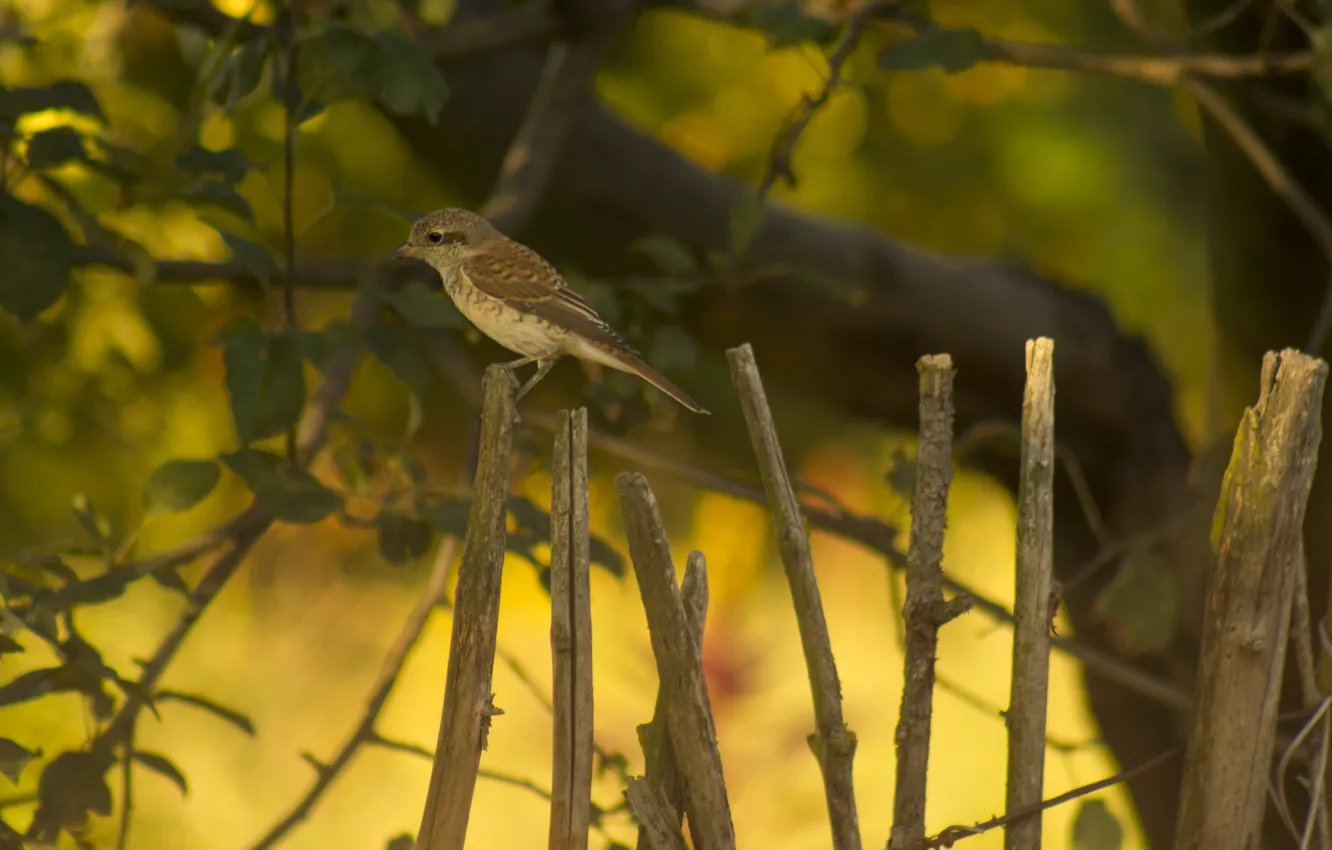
[610,349,710,414]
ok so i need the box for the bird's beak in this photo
[393,241,417,260]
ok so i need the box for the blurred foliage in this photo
[0,0,1217,846]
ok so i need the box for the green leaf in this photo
[385,835,414,850]
[0,81,102,120]
[884,447,917,501]
[220,322,307,444]
[744,4,839,48]
[0,665,107,709]
[211,34,273,111]
[1093,547,1178,653]
[0,193,73,320]
[182,180,252,220]
[69,493,110,541]
[368,30,450,123]
[33,750,113,839]
[1072,799,1124,850]
[0,738,38,784]
[220,231,277,287]
[295,321,358,371]
[25,127,86,169]
[376,511,435,565]
[879,28,988,74]
[0,635,22,655]
[729,194,766,261]
[377,281,464,329]
[155,689,256,736]
[631,235,697,277]
[297,24,448,122]
[175,146,250,183]
[150,568,191,596]
[131,751,188,795]
[142,459,222,513]
[222,449,342,524]
[364,325,432,396]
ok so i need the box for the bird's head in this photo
[393,208,501,266]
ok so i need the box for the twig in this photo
[1005,338,1057,850]
[635,551,708,850]
[247,536,460,850]
[414,366,519,850]
[757,1,895,199]
[909,745,1184,850]
[889,354,972,850]
[625,777,690,850]
[115,726,133,850]
[548,408,594,850]
[727,343,861,850]
[1175,350,1327,850]
[615,472,735,850]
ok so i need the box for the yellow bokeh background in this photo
[0,0,1212,847]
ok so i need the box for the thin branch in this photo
[1004,338,1057,850]
[414,366,519,850]
[549,408,594,850]
[727,343,861,850]
[115,726,133,850]
[246,536,459,850]
[615,472,735,850]
[889,354,972,850]
[758,1,895,199]
[909,746,1184,850]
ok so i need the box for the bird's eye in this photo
[427,232,443,244]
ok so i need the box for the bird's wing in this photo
[460,244,635,351]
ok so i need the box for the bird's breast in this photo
[442,268,566,358]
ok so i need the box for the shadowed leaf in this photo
[25,127,85,169]
[377,282,464,329]
[880,27,988,73]
[376,511,435,565]
[131,751,188,795]
[211,34,273,111]
[632,235,697,277]
[0,739,38,784]
[31,750,113,842]
[222,449,342,524]
[155,689,256,736]
[0,194,73,320]
[143,459,221,513]
[744,4,839,48]
[220,322,307,444]
[0,81,102,120]
[1073,799,1124,850]
[220,231,277,287]
[175,146,250,183]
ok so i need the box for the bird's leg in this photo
[503,354,539,371]
[514,358,557,402]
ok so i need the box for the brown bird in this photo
[394,208,709,414]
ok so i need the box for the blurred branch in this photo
[1005,339,1057,850]
[414,367,518,850]
[247,537,459,850]
[889,354,971,850]
[728,344,861,850]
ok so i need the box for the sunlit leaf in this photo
[155,689,256,736]
[131,751,188,795]
[376,511,435,565]
[1072,799,1124,850]
[632,235,697,277]
[0,81,102,120]
[220,322,307,444]
[879,27,988,73]
[0,739,38,784]
[142,459,222,513]
[222,449,342,524]
[25,127,86,169]
[0,193,73,320]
